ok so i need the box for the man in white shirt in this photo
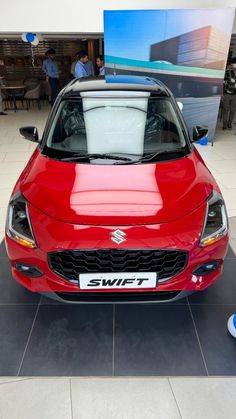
[222,58,236,130]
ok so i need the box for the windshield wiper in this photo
[61,153,132,162]
[114,149,186,165]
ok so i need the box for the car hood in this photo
[20,149,214,225]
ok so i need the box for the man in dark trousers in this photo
[222,58,236,130]
[42,49,59,105]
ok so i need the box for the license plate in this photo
[79,272,157,290]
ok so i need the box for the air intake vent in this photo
[48,249,188,282]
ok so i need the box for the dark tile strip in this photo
[17,297,42,376]
[187,297,209,376]
[0,303,41,307]
[184,304,236,306]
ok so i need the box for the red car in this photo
[5,76,229,303]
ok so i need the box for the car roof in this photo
[62,75,171,98]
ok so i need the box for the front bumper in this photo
[5,200,229,303]
[42,289,194,304]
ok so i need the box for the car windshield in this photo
[44,91,188,163]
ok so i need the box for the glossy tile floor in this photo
[1,107,236,417]
[1,377,236,419]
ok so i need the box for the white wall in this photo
[1,0,236,33]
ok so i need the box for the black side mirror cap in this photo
[19,126,40,143]
[192,125,208,143]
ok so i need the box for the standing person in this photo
[71,51,94,78]
[222,58,236,130]
[0,76,7,115]
[71,52,79,78]
[85,59,94,76]
[96,55,105,75]
[42,48,59,106]
[74,51,89,79]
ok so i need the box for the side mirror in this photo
[177,101,183,112]
[19,126,40,143]
[192,125,208,143]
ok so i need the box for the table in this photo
[1,85,26,112]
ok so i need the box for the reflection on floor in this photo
[0,109,236,378]
[0,235,236,376]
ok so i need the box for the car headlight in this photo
[7,192,37,248]
[200,191,228,247]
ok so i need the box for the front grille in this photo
[48,249,188,282]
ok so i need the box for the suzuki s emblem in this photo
[110,229,127,245]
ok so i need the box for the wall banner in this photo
[104,9,235,141]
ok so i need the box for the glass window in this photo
[45,91,187,162]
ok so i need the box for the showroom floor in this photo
[1,107,236,417]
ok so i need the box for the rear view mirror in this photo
[192,125,208,143]
[19,126,40,143]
